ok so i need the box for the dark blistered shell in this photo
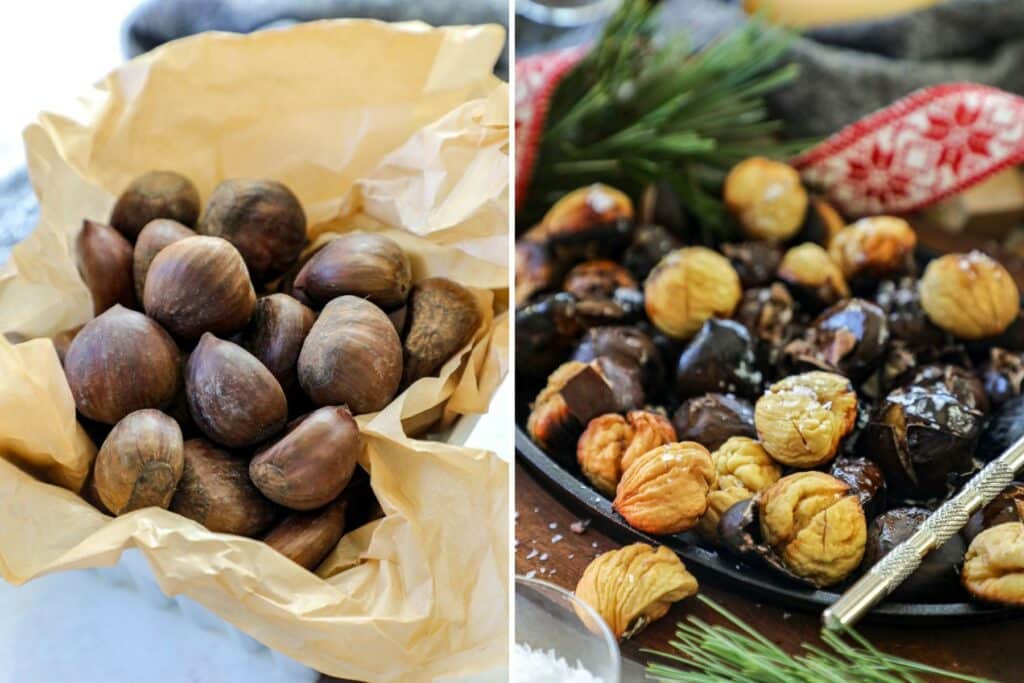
[563,260,637,301]
[516,236,558,307]
[783,298,889,383]
[909,364,989,414]
[981,348,1024,408]
[717,498,817,588]
[721,242,783,289]
[829,456,886,520]
[640,182,690,240]
[572,326,664,397]
[672,393,756,452]
[875,277,946,349]
[623,224,682,281]
[978,395,1024,462]
[964,483,1024,543]
[593,355,645,413]
[515,293,584,380]
[675,319,761,400]
[575,287,645,327]
[863,507,966,600]
[734,284,800,381]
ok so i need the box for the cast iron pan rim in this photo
[516,426,1018,624]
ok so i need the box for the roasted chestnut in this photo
[981,348,1024,407]
[777,243,849,312]
[755,371,858,468]
[542,184,634,264]
[717,497,812,586]
[144,235,256,340]
[93,409,184,515]
[828,216,916,284]
[861,385,982,500]
[863,507,965,600]
[515,293,583,379]
[197,178,307,283]
[675,319,761,400]
[291,232,412,310]
[965,483,1024,543]
[576,410,675,496]
[64,305,181,424]
[622,224,682,281]
[795,196,844,247]
[613,442,715,535]
[527,361,617,456]
[403,278,481,384]
[572,326,663,396]
[593,355,646,413]
[640,181,689,239]
[672,393,756,452]
[734,283,799,376]
[698,437,781,540]
[132,219,195,302]
[264,496,348,571]
[723,157,808,242]
[297,295,403,414]
[76,219,136,314]
[516,227,557,306]
[250,406,360,510]
[783,298,889,382]
[110,170,200,240]
[829,456,886,520]
[875,277,946,349]
[644,247,742,340]
[563,260,637,300]
[919,251,1020,340]
[978,395,1024,461]
[962,522,1024,606]
[721,242,783,289]
[170,439,277,536]
[185,333,288,448]
[909,364,989,414]
[239,294,316,390]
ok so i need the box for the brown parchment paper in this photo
[0,19,508,683]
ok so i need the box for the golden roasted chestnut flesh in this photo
[613,441,715,535]
[291,232,411,310]
[576,410,675,496]
[93,409,184,515]
[110,170,200,240]
[644,246,742,340]
[919,251,1020,340]
[962,522,1024,606]
[777,243,849,312]
[829,215,916,283]
[699,437,781,540]
[76,219,137,314]
[723,157,808,242]
[542,184,635,263]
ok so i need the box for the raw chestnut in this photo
[197,178,307,283]
[170,439,277,536]
[828,216,917,283]
[264,496,348,571]
[110,170,200,240]
[829,456,886,520]
[783,298,889,382]
[144,235,256,340]
[613,442,715,535]
[675,319,762,400]
[132,218,195,301]
[239,294,316,390]
[76,219,136,314]
[250,406,360,510]
[721,242,783,289]
[542,184,634,264]
[962,522,1024,606]
[185,333,288,448]
[644,246,742,341]
[861,385,982,500]
[576,410,675,496]
[777,243,849,312]
[672,393,756,452]
[403,278,481,384]
[723,157,808,242]
[623,224,682,281]
[298,295,403,414]
[981,348,1024,407]
[698,437,781,541]
[863,507,965,600]
[64,305,181,424]
[919,251,1020,340]
[94,409,184,515]
[965,483,1024,543]
[291,232,411,310]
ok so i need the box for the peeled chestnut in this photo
[783,298,889,382]
[672,393,756,452]
[132,219,195,301]
[675,319,762,400]
[863,508,965,600]
[264,496,348,570]
[829,456,886,520]
[197,178,307,283]
[170,439,277,536]
[239,294,316,390]
[527,361,617,456]
[777,243,849,312]
[919,251,1020,340]
[644,247,742,340]
[76,219,136,314]
[110,170,200,240]
[721,242,783,289]
[981,348,1024,407]
[94,409,184,515]
[64,305,181,424]
[298,295,403,414]
[186,333,288,448]
[250,407,360,510]
[699,437,781,540]
[965,483,1024,543]
[403,278,481,384]
[723,157,808,242]
[962,522,1024,606]
[576,410,675,497]
[542,184,635,264]
[829,216,916,284]
[144,235,256,340]
[291,232,411,310]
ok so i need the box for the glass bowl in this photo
[514,575,621,682]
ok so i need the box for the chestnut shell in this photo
[291,232,412,310]
[863,507,966,600]
[132,219,195,302]
[675,319,761,400]
[239,294,316,390]
[783,298,889,382]
[110,170,200,240]
[263,496,348,571]
[672,393,756,452]
[402,278,481,384]
[76,219,137,314]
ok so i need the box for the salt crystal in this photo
[513,643,605,683]
[526,549,539,560]
[570,519,590,534]
[548,522,558,530]
[551,534,564,544]
[539,553,549,562]
[591,542,598,548]
[525,570,537,579]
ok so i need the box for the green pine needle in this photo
[524,0,811,240]
[642,596,996,683]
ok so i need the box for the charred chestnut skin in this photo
[672,393,756,452]
[402,278,481,384]
[829,456,886,521]
[593,355,645,413]
[735,283,799,378]
[623,224,682,281]
[563,260,637,301]
[516,293,583,379]
[863,507,966,600]
[572,326,663,396]
[64,305,181,424]
[197,179,307,283]
[263,496,348,570]
[675,319,762,400]
[110,170,200,240]
[783,298,889,382]
[542,184,635,264]
[721,242,783,289]
[132,219,195,302]
[250,407,360,511]
[981,348,1024,407]
[291,232,412,310]
[516,226,557,306]
[875,277,945,349]
[965,483,1024,543]
[979,395,1024,461]
[909,364,989,414]
[239,294,316,390]
[76,219,137,314]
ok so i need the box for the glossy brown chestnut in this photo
[592,355,646,413]
[783,298,889,382]
[298,295,403,414]
[64,305,181,424]
[829,456,886,520]
[197,179,307,283]
[185,333,288,448]
[675,319,761,400]
[515,292,583,379]
[76,219,136,314]
[979,395,1024,462]
[721,242,783,289]
[263,496,348,570]
[572,326,663,395]
[144,236,256,340]
[110,170,200,240]
[563,260,637,301]
[291,232,412,310]
[250,406,360,510]
[239,294,316,390]
[875,277,945,349]
[170,439,277,536]
[132,218,195,301]
[622,224,682,281]
[863,507,965,600]
[909,364,989,414]
[672,393,756,452]
[965,483,1024,543]
[527,361,617,456]
[724,157,808,242]
[403,277,481,384]
[94,409,184,515]
[516,227,557,306]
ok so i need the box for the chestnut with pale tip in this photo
[110,170,200,241]
[64,305,181,424]
[403,278,482,384]
[144,235,256,340]
[250,406,361,511]
[185,333,288,448]
[132,218,195,301]
[76,219,136,314]
[291,232,411,310]
[94,409,184,515]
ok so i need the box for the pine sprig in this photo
[525,0,810,241]
[643,596,995,683]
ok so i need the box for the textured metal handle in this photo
[823,433,1024,629]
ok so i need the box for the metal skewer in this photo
[823,432,1024,630]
